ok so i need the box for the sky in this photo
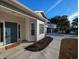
[18,0,78,20]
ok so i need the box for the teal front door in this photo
[5,22,17,44]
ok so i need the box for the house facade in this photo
[47,23,57,34]
[0,0,48,48]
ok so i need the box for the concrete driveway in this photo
[1,33,78,59]
[47,33,78,39]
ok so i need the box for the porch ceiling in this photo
[2,0,48,22]
[0,5,37,20]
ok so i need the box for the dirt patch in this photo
[59,38,78,59]
[24,37,53,52]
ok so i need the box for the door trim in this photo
[0,21,5,45]
[30,22,36,41]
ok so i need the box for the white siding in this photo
[36,20,46,41]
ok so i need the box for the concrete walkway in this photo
[5,36,62,59]
[0,33,77,59]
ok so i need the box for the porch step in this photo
[6,46,23,55]
[0,45,22,59]
[7,43,34,59]
[0,43,33,59]
[7,49,25,59]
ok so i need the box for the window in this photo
[31,23,35,35]
[39,24,44,34]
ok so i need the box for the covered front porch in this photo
[0,5,37,47]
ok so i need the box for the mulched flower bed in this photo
[59,38,78,59]
[24,37,53,52]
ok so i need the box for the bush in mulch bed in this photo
[59,38,78,59]
[24,37,53,52]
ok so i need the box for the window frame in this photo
[31,23,35,35]
[18,24,20,39]
[39,24,44,34]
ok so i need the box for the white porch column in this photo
[3,21,6,45]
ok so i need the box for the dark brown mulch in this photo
[59,38,78,59]
[24,37,53,52]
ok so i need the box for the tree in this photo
[71,17,78,34]
[50,15,70,33]
[58,15,70,33]
[50,16,61,24]
[72,18,78,27]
